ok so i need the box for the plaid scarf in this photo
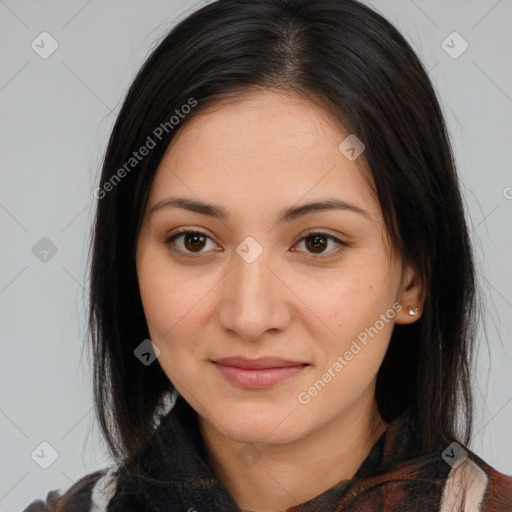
[25,394,512,511]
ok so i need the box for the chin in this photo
[211,401,309,445]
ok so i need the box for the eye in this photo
[165,229,346,259]
[292,231,347,258]
[165,229,218,257]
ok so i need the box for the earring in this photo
[408,306,419,316]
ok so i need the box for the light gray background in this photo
[1,0,511,509]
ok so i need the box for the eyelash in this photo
[164,229,347,260]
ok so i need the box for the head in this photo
[88,0,477,471]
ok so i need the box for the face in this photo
[135,88,422,446]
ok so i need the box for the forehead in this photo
[167,88,347,160]
[149,88,378,221]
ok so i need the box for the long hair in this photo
[87,0,478,477]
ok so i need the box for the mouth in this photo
[211,357,309,389]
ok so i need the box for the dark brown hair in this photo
[87,0,478,478]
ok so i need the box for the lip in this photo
[213,356,307,369]
[211,357,309,389]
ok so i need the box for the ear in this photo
[395,264,425,325]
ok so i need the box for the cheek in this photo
[137,247,194,342]
[137,240,198,328]
[137,261,202,386]
[304,267,398,397]
[138,267,174,335]
[304,283,396,414]
[136,250,218,370]
[306,264,397,341]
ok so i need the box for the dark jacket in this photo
[24,394,512,511]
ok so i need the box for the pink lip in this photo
[212,357,308,389]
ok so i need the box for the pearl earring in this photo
[408,306,419,316]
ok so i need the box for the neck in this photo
[198,391,388,512]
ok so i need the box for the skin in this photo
[135,87,424,511]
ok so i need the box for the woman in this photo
[24,0,512,510]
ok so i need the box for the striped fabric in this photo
[23,395,512,511]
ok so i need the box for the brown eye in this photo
[182,232,207,252]
[294,231,346,258]
[304,234,328,254]
[165,230,216,256]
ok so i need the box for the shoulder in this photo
[442,449,512,511]
[356,444,512,511]
[23,466,118,512]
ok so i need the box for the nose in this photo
[217,239,292,342]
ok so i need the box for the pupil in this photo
[307,235,327,253]
[185,233,205,251]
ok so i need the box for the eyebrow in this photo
[150,196,372,222]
